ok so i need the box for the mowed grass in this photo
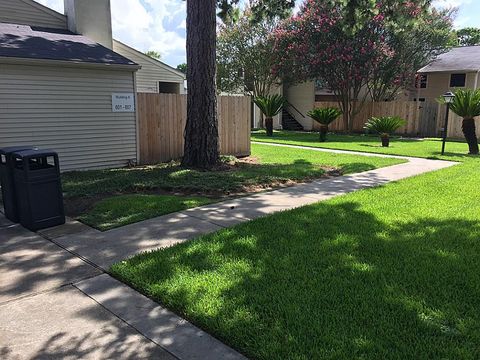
[64,143,401,231]
[111,143,480,359]
[62,143,403,197]
[78,194,213,231]
[252,130,473,160]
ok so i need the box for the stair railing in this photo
[285,100,306,119]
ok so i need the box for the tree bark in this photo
[462,118,479,155]
[319,125,328,142]
[265,117,273,136]
[182,0,219,168]
[381,135,390,147]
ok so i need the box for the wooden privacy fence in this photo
[137,93,251,165]
[313,101,440,137]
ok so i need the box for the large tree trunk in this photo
[182,0,219,168]
[462,118,479,155]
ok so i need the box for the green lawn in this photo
[111,139,480,359]
[252,130,473,161]
[78,195,214,231]
[64,143,402,230]
[63,143,402,197]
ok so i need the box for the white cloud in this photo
[34,0,186,66]
[433,0,472,7]
[35,0,63,13]
[111,0,186,64]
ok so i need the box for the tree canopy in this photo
[217,9,283,97]
[145,50,161,60]
[176,63,187,74]
[456,27,480,46]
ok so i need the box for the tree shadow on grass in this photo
[62,160,384,198]
[112,201,480,359]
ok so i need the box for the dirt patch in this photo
[239,156,260,165]
[64,165,343,219]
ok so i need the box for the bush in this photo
[307,107,342,142]
[253,95,287,137]
[364,116,406,147]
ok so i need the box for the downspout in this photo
[133,71,140,166]
[474,70,480,90]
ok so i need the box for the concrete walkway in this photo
[1,146,457,359]
[0,215,245,360]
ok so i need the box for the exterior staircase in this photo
[282,108,304,131]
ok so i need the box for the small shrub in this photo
[364,116,406,147]
[254,95,287,137]
[307,107,342,142]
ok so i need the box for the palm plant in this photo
[254,95,286,136]
[364,116,406,147]
[307,107,342,142]
[439,89,480,155]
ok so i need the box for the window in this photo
[415,74,428,89]
[158,82,180,94]
[450,73,466,88]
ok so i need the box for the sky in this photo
[36,0,480,68]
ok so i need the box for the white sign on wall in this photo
[112,93,135,112]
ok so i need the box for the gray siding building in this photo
[0,0,185,171]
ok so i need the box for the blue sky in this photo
[36,0,480,68]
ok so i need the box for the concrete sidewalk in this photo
[0,216,245,360]
[1,146,457,359]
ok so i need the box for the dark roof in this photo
[418,46,480,73]
[0,23,138,67]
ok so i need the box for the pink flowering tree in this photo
[273,0,454,131]
[368,6,456,101]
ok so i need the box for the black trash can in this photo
[12,149,65,231]
[0,146,35,222]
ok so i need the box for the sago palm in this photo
[439,89,480,155]
[364,116,406,147]
[307,107,342,142]
[254,95,286,136]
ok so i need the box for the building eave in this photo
[0,56,142,71]
[417,68,480,74]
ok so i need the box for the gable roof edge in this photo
[113,39,185,80]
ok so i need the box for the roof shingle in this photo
[0,23,138,67]
[418,46,480,73]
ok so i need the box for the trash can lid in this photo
[0,146,36,155]
[12,148,57,159]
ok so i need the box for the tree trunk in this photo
[182,0,219,168]
[381,135,390,147]
[319,125,328,142]
[265,117,273,136]
[462,118,479,155]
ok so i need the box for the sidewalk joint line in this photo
[0,273,103,307]
[72,280,182,360]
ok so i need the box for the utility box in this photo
[12,149,65,231]
[0,146,34,222]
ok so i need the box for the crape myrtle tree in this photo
[272,0,454,132]
[273,0,392,132]
[217,11,281,99]
[368,7,455,101]
[183,0,294,169]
